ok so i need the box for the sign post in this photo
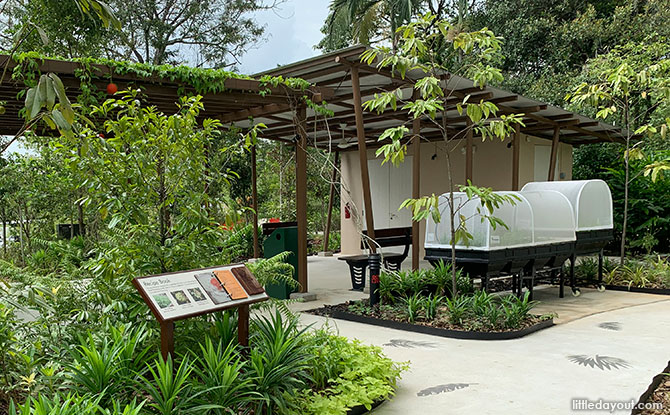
[132,264,268,359]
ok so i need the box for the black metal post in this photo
[369,253,381,307]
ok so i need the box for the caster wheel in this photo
[572,289,581,297]
[597,285,606,292]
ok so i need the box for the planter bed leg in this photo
[570,254,578,295]
[598,249,604,286]
[529,267,535,301]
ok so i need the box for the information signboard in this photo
[133,264,268,358]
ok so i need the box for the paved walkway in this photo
[293,256,670,414]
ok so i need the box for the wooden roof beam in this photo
[220,102,292,123]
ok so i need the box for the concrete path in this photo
[294,256,670,414]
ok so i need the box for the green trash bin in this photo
[262,222,299,299]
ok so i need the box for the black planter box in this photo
[605,285,670,296]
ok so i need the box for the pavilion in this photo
[0,46,630,295]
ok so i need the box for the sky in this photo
[237,0,331,75]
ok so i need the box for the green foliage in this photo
[192,338,256,414]
[68,334,122,400]
[246,251,298,290]
[290,327,407,415]
[401,292,424,323]
[378,262,471,303]
[577,148,670,253]
[248,311,313,414]
[605,255,670,289]
[220,225,263,264]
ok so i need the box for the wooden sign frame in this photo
[132,263,268,359]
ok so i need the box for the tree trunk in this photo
[78,201,86,237]
[2,205,6,256]
[620,136,630,266]
[620,106,631,266]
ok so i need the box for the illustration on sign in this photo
[195,272,232,304]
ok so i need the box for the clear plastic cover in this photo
[521,180,613,231]
[424,190,575,251]
[521,191,576,243]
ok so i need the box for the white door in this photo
[367,160,391,229]
[364,157,413,230]
[389,158,413,228]
[534,145,560,181]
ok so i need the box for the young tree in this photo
[55,91,234,276]
[361,14,523,294]
[320,0,477,52]
[567,39,670,264]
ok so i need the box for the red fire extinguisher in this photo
[344,203,351,219]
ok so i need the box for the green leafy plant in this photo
[140,356,217,415]
[402,293,424,323]
[67,334,122,401]
[246,252,298,290]
[192,338,257,414]
[501,292,538,329]
[421,294,444,320]
[292,327,408,415]
[248,311,313,414]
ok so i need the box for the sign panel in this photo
[133,264,268,322]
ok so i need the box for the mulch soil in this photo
[639,376,670,414]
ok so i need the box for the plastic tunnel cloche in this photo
[521,179,613,231]
[424,190,576,251]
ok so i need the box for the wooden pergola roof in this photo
[0,54,329,139]
[222,45,629,148]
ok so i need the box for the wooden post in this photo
[466,118,473,184]
[251,144,259,258]
[295,105,309,292]
[160,321,175,361]
[237,304,250,347]
[323,151,339,252]
[512,123,520,190]
[548,126,560,181]
[411,104,421,271]
[350,65,376,251]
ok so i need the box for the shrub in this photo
[605,255,670,289]
[291,328,407,415]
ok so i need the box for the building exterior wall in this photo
[339,135,573,255]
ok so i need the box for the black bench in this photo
[338,227,412,291]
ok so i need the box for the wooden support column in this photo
[295,105,309,292]
[350,65,376,251]
[237,304,250,347]
[323,151,339,252]
[411,97,421,271]
[251,144,259,258]
[512,123,520,190]
[160,321,175,361]
[548,126,560,181]
[466,118,473,184]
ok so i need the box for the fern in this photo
[247,252,298,289]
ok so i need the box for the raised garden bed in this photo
[309,301,554,341]
[634,361,670,414]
